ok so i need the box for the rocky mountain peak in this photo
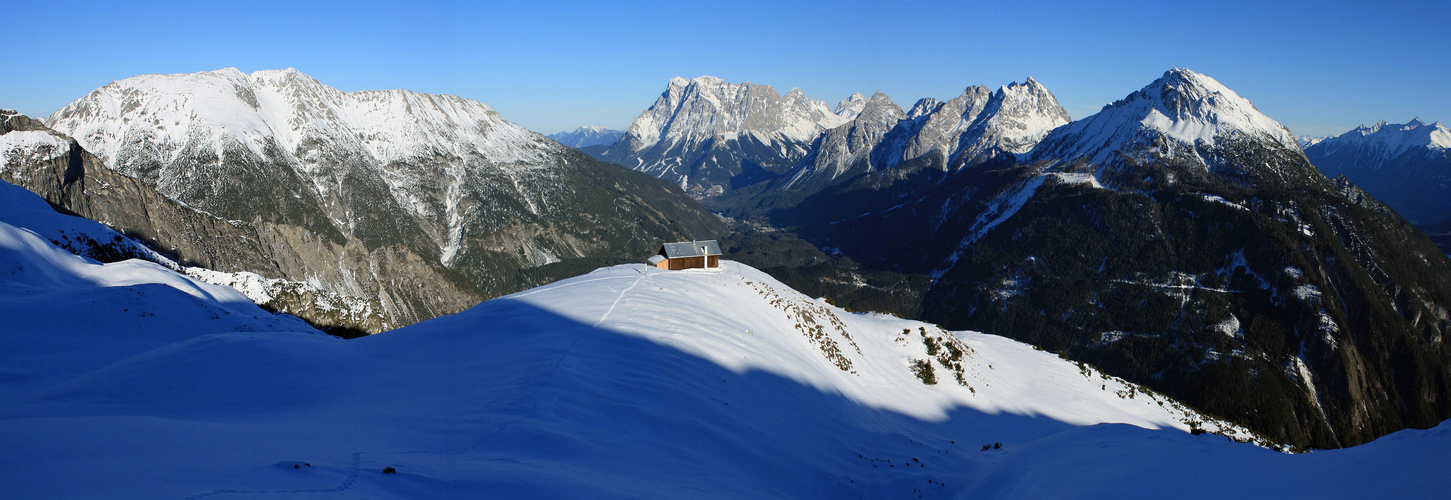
[834,92,868,119]
[964,77,1071,158]
[1031,68,1304,179]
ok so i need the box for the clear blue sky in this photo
[3,0,1447,137]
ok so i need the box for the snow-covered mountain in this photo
[1,109,424,332]
[1297,135,1325,148]
[599,76,859,195]
[46,68,571,256]
[1030,68,1318,190]
[877,77,1070,170]
[32,70,724,328]
[1305,119,1451,223]
[775,68,1451,450]
[771,77,1070,196]
[603,75,1071,204]
[547,125,624,148]
[7,219,1451,498]
[778,92,905,192]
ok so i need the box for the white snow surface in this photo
[0,179,173,267]
[0,130,71,168]
[4,225,1449,497]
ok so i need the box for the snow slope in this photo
[0,182,319,393]
[7,246,1450,498]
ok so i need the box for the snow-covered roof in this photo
[660,240,721,258]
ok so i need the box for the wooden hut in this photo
[651,240,722,270]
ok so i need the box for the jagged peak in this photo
[906,97,941,119]
[1321,118,1451,151]
[684,75,730,88]
[853,92,902,124]
[1002,76,1047,93]
[45,67,545,173]
[210,67,248,79]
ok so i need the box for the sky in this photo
[2,0,1447,137]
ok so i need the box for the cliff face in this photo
[3,109,478,333]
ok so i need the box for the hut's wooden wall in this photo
[667,256,706,270]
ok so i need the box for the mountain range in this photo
[597,76,864,196]
[4,69,723,332]
[595,69,1451,450]
[547,125,623,149]
[1304,118,1451,224]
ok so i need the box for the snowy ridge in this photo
[503,262,1240,429]
[48,68,552,170]
[0,179,172,267]
[547,125,624,148]
[44,68,565,263]
[1310,119,1451,159]
[0,130,71,168]
[606,75,857,187]
[621,76,851,152]
[9,251,1451,497]
[0,176,382,332]
[871,78,1069,172]
[1032,68,1301,168]
[877,86,994,168]
[1297,135,1325,149]
[0,180,315,337]
[1304,119,1451,222]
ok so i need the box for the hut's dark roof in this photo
[660,240,722,259]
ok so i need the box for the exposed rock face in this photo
[2,110,475,332]
[606,75,1072,206]
[599,76,860,195]
[777,92,905,193]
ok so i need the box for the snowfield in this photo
[3,192,1450,497]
